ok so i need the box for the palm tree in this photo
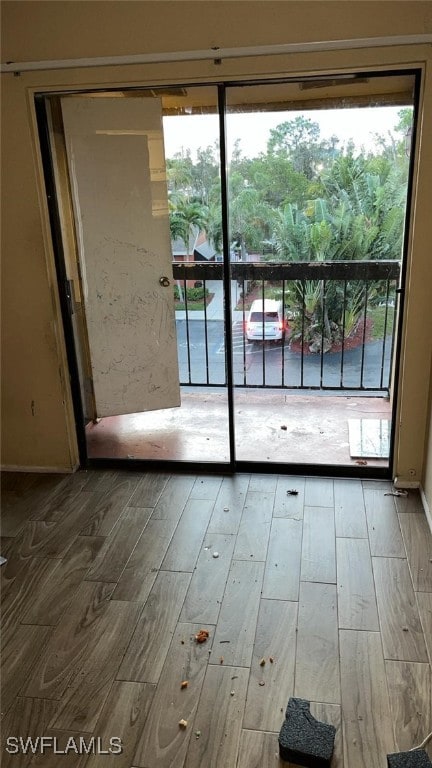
[169,194,209,303]
[206,202,223,255]
[169,194,209,258]
[271,204,311,261]
[166,152,193,196]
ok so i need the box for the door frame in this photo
[34,66,421,478]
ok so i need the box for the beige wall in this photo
[3,1,432,62]
[422,363,432,510]
[1,78,79,470]
[2,1,432,474]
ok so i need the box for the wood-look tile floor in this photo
[1,470,431,768]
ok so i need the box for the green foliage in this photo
[266,116,338,179]
[341,284,368,338]
[229,187,272,255]
[169,194,209,254]
[271,204,311,261]
[167,107,411,349]
[368,305,395,340]
[395,107,414,135]
[291,280,322,316]
[166,151,194,195]
[242,154,310,208]
[174,285,209,302]
[192,144,220,205]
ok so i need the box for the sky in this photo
[163,105,406,160]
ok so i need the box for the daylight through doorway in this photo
[43,71,417,471]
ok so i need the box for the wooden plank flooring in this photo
[1,472,431,768]
[340,629,395,767]
[385,660,432,757]
[294,581,340,704]
[372,556,428,662]
[300,505,336,583]
[261,517,302,600]
[336,537,379,631]
[243,599,297,732]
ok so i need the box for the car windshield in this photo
[250,311,278,322]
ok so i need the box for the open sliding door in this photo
[60,95,180,417]
[42,73,417,471]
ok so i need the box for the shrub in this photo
[174,285,209,302]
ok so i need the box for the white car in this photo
[246,299,286,342]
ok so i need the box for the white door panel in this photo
[60,96,180,417]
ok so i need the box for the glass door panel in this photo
[226,74,416,468]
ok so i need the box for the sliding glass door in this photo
[42,71,417,472]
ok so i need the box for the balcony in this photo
[87,260,397,469]
[173,260,398,391]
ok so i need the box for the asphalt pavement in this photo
[175,317,392,390]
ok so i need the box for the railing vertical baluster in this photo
[320,279,326,388]
[340,280,347,388]
[388,280,399,396]
[281,278,285,387]
[242,278,247,386]
[184,273,192,384]
[301,280,305,387]
[359,280,369,389]
[172,260,399,394]
[261,279,266,386]
[379,278,391,389]
[203,277,210,385]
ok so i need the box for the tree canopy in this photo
[166,106,413,350]
[166,107,413,265]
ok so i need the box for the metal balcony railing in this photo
[172,260,400,393]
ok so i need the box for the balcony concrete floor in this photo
[86,390,391,468]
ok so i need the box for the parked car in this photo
[245,299,286,342]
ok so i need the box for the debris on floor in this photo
[220,656,224,664]
[286,489,299,496]
[0,557,7,566]
[384,490,408,497]
[180,681,188,689]
[212,552,219,558]
[178,719,188,729]
[269,656,274,664]
[195,731,201,739]
[281,425,288,431]
[259,681,265,686]
[195,629,209,644]
[355,459,368,465]
[259,658,266,667]
[278,697,336,767]
[387,749,432,767]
